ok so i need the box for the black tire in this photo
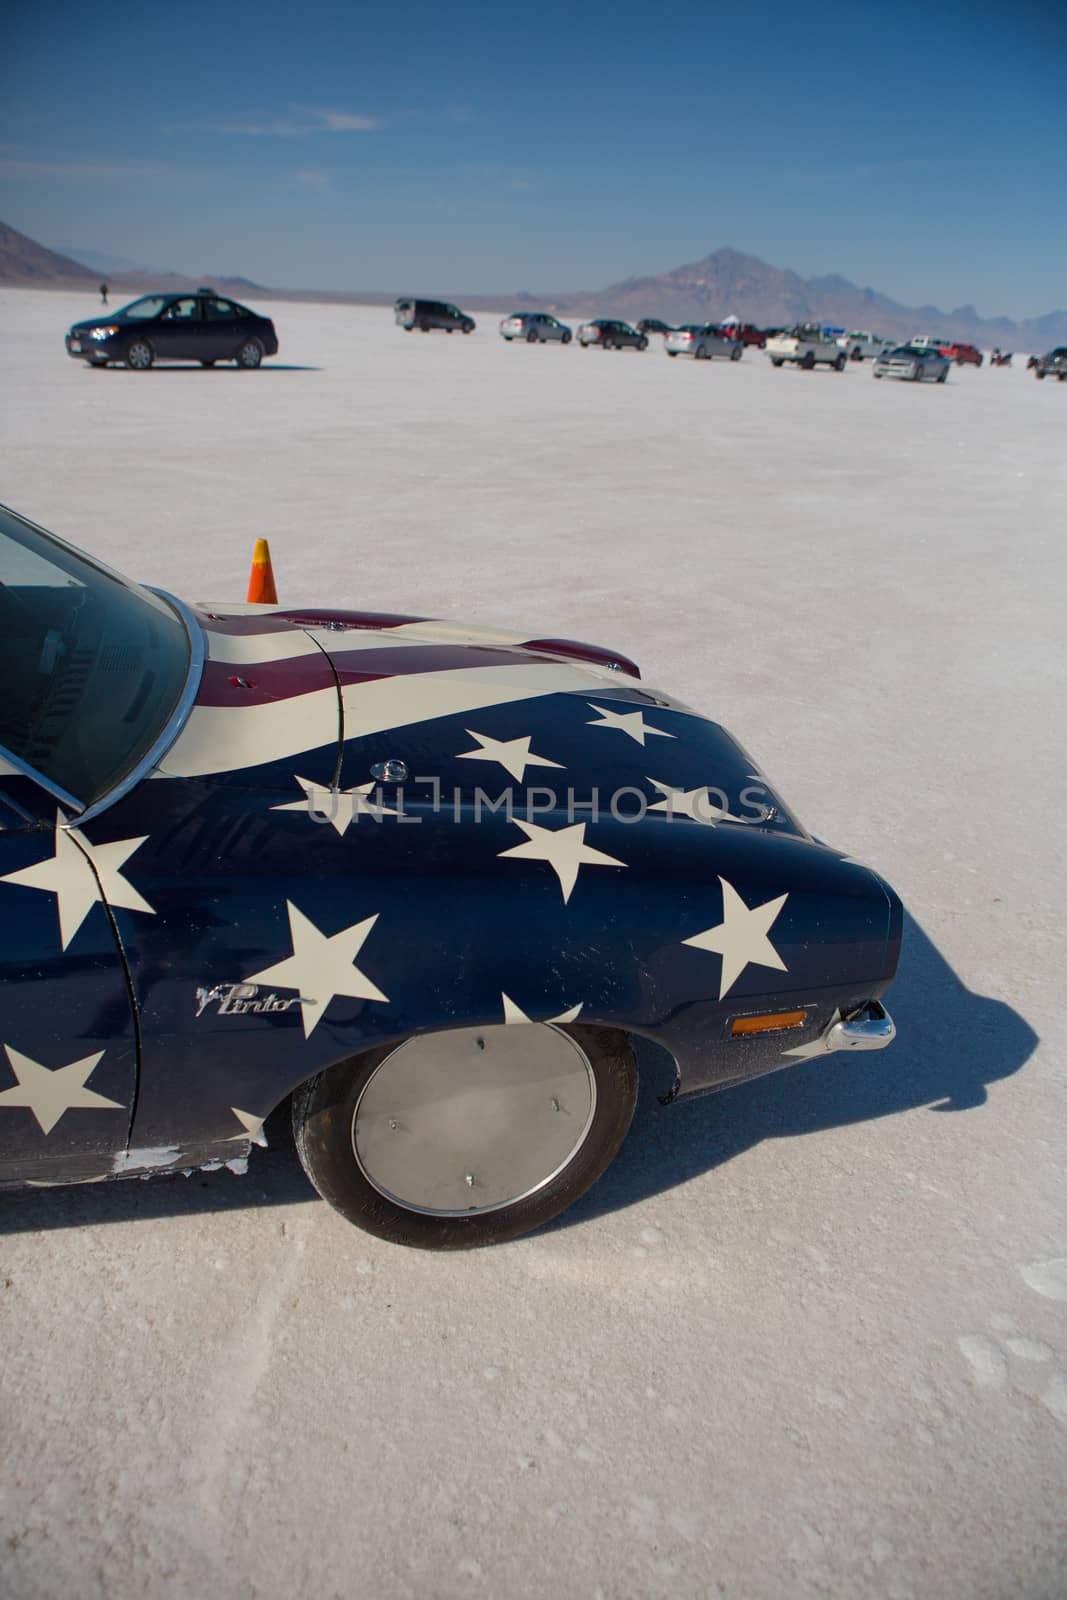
[915,364,925,382]
[200,359,216,368]
[562,331,572,344]
[937,368,948,383]
[1058,374,1066,382]
[638,336,648,351]
[1035,370,1045,379]
[730,343,742,361]
[124,338,154,370]
[236,338,264,369]
[292,1024,638,1249]
[833,352,846,371]
[771,358,784,367]
[667,349,678,357]
[526,328,538,343]
[462,324,473,335]
[873,371,883,378]
[88,359,108,368]
[801,352,815,370]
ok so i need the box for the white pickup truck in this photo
[837,330,889,362]
[765,324,847,371]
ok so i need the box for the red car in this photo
[722,323,767,347]
[939,342,984,367]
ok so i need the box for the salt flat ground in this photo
[1,289,1065,1600]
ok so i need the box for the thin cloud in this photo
[0,156,179,180]
[185,105,381,137]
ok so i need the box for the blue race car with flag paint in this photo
[0,504,900,1247]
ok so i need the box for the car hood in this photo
[151,601,808,837]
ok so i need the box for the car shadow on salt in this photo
[0,910,1037,1237]
[107,364,322,373]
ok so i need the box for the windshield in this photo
[115,295,169,320]
[0,506,190,808]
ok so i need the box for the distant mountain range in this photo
[2,220,1062,349]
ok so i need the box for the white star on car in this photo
[0,1046,123,1135]
[682,876,789,999]
[245,900,389,1038]
[229,1106,269,1144]
[456,730,564,782]
[498,818,626,904]
[646,779,737,825]
[0,811,155,950]
[501,992,583,1025]
[586,703,675,746]
[271,775,397,837]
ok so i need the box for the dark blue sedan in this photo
[64,289,279,370]
[0,504,900,1247]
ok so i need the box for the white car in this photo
[908,335,952,354]
[664,325,743,361]
[872,345,950,383]
[765,324,847,371]
[499,312,573,345]
[837,330,889,362]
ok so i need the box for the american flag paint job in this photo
[0,590,901,1189]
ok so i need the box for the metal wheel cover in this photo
[351,1024,597,1216]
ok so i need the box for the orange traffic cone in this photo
[247,538,278,604]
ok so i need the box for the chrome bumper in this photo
[823,1000,895,1053]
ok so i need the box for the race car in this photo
[0,504,901,1248]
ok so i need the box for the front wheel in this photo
[801,352,816,370]
[730,343,742,361]
[562,332,572,344]
[638,336,648,350]
[293,1023,638,1249]
[937,368,948,383]
[915,364,925,382]
[833,353,846,371]
[526,328,538,343]
[125,338,154,370]
[236,338,264,369]
[771,358,784,367]
[1035,370,1045,379]
[667,349,678,357]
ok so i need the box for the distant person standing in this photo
[99,282,108,306]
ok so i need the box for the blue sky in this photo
[2,0,1064,316]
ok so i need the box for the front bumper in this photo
[66,332,121,361]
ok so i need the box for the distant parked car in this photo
[64,290,279,370]
[908,335,952,354]
[665,325,743,361]
[872,345,950,383]
[636,319,674,336]
[764,325,846,371]
[837,330,889,362]
[940,342,983,366]
[394,299,475,334]
[499,312,572,344]
[1032,348,1067,380]
[577,320,648,350]
[727,323,768,347]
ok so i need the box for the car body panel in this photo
[872,346,951,382]
[1033,347,1067,379]
[664,325,741,360]
[0,513,902,1191]
[64,291,278,367]
[499,313,572,342]
[764,326,845,368]
[394,299,476,334]
[577,320,646,349]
